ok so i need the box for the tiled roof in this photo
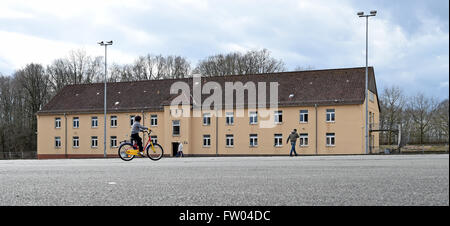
[38,67,379,114]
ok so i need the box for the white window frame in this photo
[73,117,79,128]
[203,113,211,126]
[110,136,117,148]
[326,133,335,146]
[91,136,98,148]
[172,120,180,136]
[110,116,118,127]
[274,134,283,147]
[300,110,308,123]
[249,111,258,124]
[299,133,309,147]
[55,136,61,148]
[203,134,211,147]
[250,134,258,147]
[226,112,234,125]
[150,135,157,144]
[274,110,283,124]
[73,136,79,148]
[326,109,335,122]
[91,116,98,128]
[55,118,61,128]
[150,114,158,126]
[130,115,135,127]
[226,134,234,147]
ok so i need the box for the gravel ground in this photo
[0,154,448,206]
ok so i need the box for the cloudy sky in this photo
[0,0,448,100]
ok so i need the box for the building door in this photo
[172,142,179,156]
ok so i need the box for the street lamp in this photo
[357,11,376,154]
[98,40,113,158]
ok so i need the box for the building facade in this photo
[36,67,380,159]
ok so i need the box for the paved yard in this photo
[0,154,448,206]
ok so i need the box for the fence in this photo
[370,123,449,145]
[0,152,37,160]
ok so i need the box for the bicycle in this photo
[118,129,164,161]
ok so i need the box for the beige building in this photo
[36,67,380,159]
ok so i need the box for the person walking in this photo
[176,141,184,157]
[286,129,299,156]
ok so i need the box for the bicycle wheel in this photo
[146,143,164,161]
[118,143,135,161]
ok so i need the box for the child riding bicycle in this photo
[131,115,148,156]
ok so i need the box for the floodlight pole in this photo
[358,11,376,154]
[98,40,113,158]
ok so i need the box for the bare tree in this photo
[194,49,286,76]
[16,64,51,117]
[379,85,406,144]
[85,56,104,83]
[67,49,91,84]
[118,54,191,81]
[406,93,439,144]
[432,99,449,142]
[0,75,14,155]
[48,50,105,92]
[47,58,71,95]
[108,63,124,82]
[0,64,51,157]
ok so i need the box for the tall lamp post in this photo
[357,11,376,154]
[98,40,113,158]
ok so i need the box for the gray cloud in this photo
[0,0,448,100]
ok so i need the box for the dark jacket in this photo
[287,132,299,144]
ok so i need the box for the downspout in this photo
[64,112,67,159]
[315,104,318,155]
[215,109,218,157]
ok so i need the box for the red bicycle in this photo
[118,129,164,161]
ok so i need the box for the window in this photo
[203,135,211,147]
[110,136,117,148]
[250,134,258,147]
[203,113,211,126]
[274,110,283,123]
[300,110,308,123]
[91,136,98,148]
[111,116,117,127]
[91,116,98,128]
[150,135,158,144]
[226,112,234,125]
[55,136,61,148]
[326,109,335,122]
[172,120,180,136]
[274,134,283,147]
[73,136,79,148]
[249,111,258,124]
[369,92,374,102]
[326,133,335,146]
[73,117,79,128]
[55,118,61,128]
[226,134,234,147]
[130,115,135,127]
[300,133,308,147]
[150,115,158,126]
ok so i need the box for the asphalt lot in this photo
[0,154,448,206]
